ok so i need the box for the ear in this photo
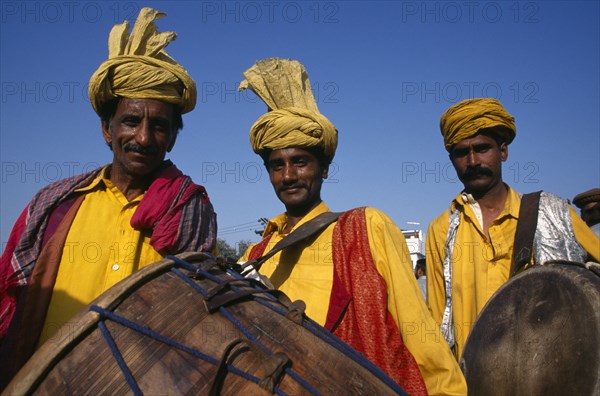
[102,120,112,147]
[500,142,508,161]
[322,164,329,180]
[167,133,177,152]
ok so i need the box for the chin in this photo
[463,182,492,195]
[280,199,307,210]
[126,163,161,178]
[277,192,305,205]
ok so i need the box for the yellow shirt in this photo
[39,168,164,345]
[426,187,600,359]
[241,202,467,396]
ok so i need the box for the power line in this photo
[219,219,265,232]
[218,219,267,237]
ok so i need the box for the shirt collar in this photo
[74,165,143,205]
[451,184,520,220]
[74,165,110,193]
[263,201,330,237]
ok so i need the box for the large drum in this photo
[461,262,600,395]
[5,252,405,395]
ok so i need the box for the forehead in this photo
[582,201,600,210]
[452,132,497,149]
[114,98,174,117]
[268,147,317,161]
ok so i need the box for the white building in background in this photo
[402,229,425,270]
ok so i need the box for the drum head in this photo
[6,252,404,395]
[461,263,600,395]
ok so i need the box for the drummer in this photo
[0,8,216,387]
[237,58,467,395]
[573,188,600,237]
[426,98,600,359]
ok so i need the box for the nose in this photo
[281,163,298,183]
[466,148,479,166]
[135,120,154,146]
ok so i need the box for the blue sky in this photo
[1,1,599,250]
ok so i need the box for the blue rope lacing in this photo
[88,255,404,395]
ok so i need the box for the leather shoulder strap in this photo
[510,191,542,277]
[240,211,344,273]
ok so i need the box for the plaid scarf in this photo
[8,168,103,286]
[6,161,216,286]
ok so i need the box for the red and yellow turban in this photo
[440,98,516,151]
[239,58,338,163]
[88,7,196,116]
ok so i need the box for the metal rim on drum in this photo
[460,262,600,396]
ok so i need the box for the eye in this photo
[268,161,284,171]
[152,120,172,134]
[292,155,311,166]
[122,116,140,127]
[451,148,469,158]
[474,144,491,153]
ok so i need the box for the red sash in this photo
[328,208,427,395]
[247,209,427,394]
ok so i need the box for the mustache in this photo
[123,143,159,155]
[462,166,493,179]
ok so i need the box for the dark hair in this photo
[99,97,184,135]
[415,258,426,274]
[479,127,509,148]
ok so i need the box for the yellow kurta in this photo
[241,202,467,396]
[426,187,600,359]
[39,169,164,345]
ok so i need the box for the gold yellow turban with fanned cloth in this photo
[89,7,196,116]
[440,98,516,151]
[238,58,338,163]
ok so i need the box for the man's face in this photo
[450,132,507,196]
[267,148,328,215]
[581,202,600,227]
[102,98,177,180]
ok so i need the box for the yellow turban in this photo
[440,98,516,151]
[238,58,338,162]
[89,7,196,116]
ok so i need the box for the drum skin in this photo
[4,252,405,396]
[461,263,600,395]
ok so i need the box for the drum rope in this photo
[226,271,407,394]
[169,256,322,395]
[167,255,403,395]
[89,305,264,390]
[97,321,143,396]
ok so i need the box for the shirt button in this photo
[112,263,120,271]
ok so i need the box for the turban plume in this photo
[89,7,196,116]
[238,58,337,162]
[440,98,516,151]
